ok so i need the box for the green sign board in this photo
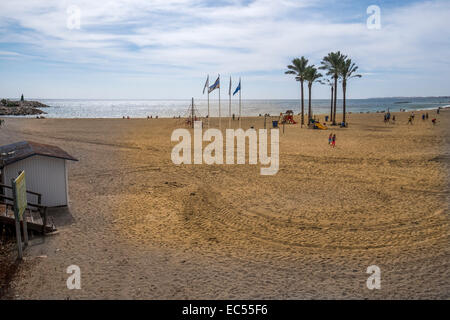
[13,171,27,219]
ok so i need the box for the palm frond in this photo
[340,58,362,81]
[285,56,309,81]
[304,65,323,84]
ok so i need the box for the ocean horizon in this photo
[6,97,450,118]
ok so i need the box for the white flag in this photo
[203,75,209,94]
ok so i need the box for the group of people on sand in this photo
[407,111,438,125]
[122,115,159,119]
[407,112,415,124]
[328,133,336,148]
[381,108,443,125]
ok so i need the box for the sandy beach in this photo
[0,109,449,299]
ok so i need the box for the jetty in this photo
[0,99,49,116]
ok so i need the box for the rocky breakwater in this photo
[0,99,49,115]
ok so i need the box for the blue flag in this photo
[233,80,241,96]
[208,76,220,93]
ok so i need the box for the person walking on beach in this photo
[328,133,332,145]
[331,134,336,148]
[422,114,425,121]
[426,112,429,119]
[407,115,413,125]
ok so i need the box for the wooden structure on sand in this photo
[183,98,202,128]
[0,182,56,237]
[0,141,78,207]
[0,140,78,239]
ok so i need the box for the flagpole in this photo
[229,77,231,128]
[239,77,242,128]
[207,80,210,129]
[191,97,194,129]
[218,74,221,130]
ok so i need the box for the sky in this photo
[0,0,449,100]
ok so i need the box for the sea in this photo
[15,97,450,118]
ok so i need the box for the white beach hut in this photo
[0,141,78,207]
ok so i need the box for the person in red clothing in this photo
[331,134,336,148]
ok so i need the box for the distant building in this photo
[0,141,78,207]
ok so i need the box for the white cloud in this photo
[0,0,449,98]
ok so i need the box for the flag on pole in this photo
[228,77,232,96]
[233,80,241,96]
[208,76,220,93]
[202,75,209,94]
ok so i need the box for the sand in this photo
[0,109,449,299]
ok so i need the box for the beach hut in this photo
[0,141,78,207]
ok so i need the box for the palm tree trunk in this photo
[342,81,347,124]
[300,80,304,126]
[330,86,333,122]
[308,83,312,123]
[333,76,337,125]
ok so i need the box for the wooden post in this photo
[42,207,48,235]
[22,210,29,247]
[11,178,23,260]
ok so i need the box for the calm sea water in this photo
[25,97,450,118]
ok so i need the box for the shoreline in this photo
[0,99,448,120]
[1,105,449,120]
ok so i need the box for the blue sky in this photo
[0,0,449,99]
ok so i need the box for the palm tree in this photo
[320,51,346,125]
[304,65,322,123]
[285,57,309,126]
[340,58,361,125]
[319,78,334,122]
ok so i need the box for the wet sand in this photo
[0,110,449,299]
